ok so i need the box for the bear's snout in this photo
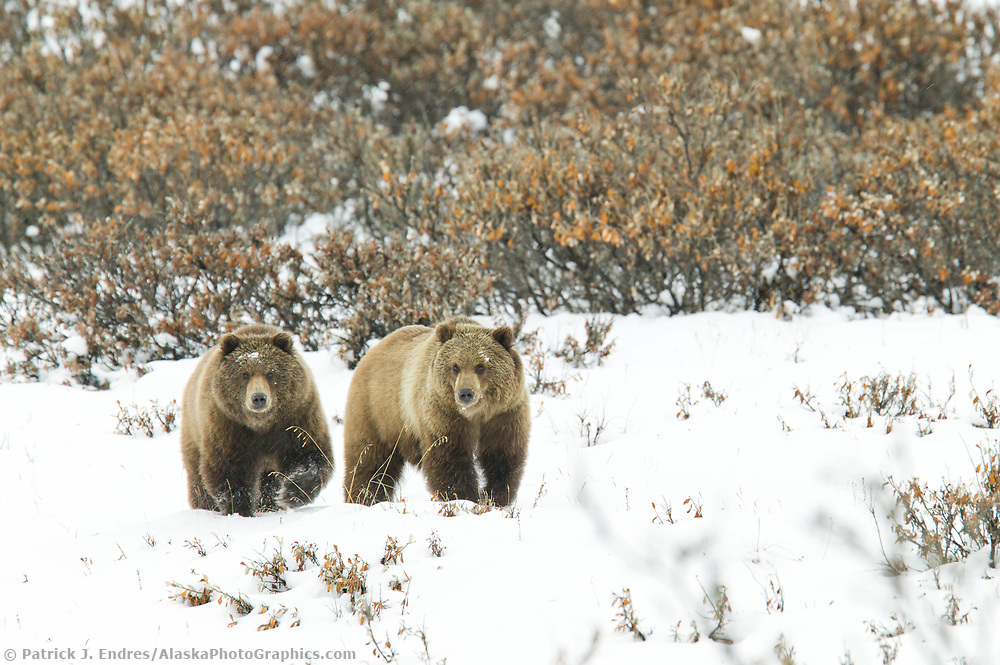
[458,388,475,404]
[245,376,273,414]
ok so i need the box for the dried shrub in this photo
[802,0,1000,131]
[837,372,922,422]
[242,544,289,593]
[318,546,369,607]
[446,73,832,314]
[676,384,697,421]
[291,541,319,572]
[256,605,287,632]
[232,0,997,131]
[433,1,1000,316]
[4,0,1000,385]
[701,381,728,408]
[191,0,663,129]
[115,400,177,437]
[168,575,255,623]
[684,496,705,519]
[819,93,1000,314]
[220,588,255,618]
[577,408,607,447]
[702,584,734,644]
[1,215,310,384]
[379,536,408,566]
[518,328,570,397]
[972,385,1000,430]
[887,443,1000,569]
[306,233,493,368]
[1,212,492,382]
[0,1,341,246]
[168,577,215,607]
[612,588,648,642]
[427,532,445,558]
[443,59,999,317]
[556,316,615,369]
[184,538,208,558]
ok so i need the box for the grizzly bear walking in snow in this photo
[343,318,530,506]
[180,324,333,516]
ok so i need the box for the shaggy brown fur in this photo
[343,318,530,506]
[180,324,332,516]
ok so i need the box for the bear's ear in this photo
[220,333,241,356]
[492,325,514,349]
[436,320,458,344]
[271,331,294,354]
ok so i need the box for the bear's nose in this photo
[457,388,475,404]
[251,392,269,410]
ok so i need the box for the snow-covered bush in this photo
[0,215,306,383]
[4,0,1000,383]
[0,214,491,382]
[304,232,493,368]
[0,1,340,244]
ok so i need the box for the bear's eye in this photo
[475,364,485,375]
[266,371,274,381]
[452,364,460,375]
[242,372,250,381]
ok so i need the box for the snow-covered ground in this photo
[2,308,999,664]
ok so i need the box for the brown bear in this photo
[180,324,333,516]
[343,317,530,507]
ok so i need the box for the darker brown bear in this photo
[343,318,530,507]
[180,324,333,516]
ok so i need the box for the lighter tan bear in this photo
[343,318,530,506]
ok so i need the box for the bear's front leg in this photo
[478,405,529,507]
[257,472,281,512]
[184,447,216,511]
[420,429,479,502]
[275,459,331,509]
[202,461,258,517]
[212,482,256,517]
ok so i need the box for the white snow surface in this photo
[440,107,488,137]
[740,26,762,45]
[2,309,999,663]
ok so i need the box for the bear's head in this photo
[433,319,524,418]
[213,325,307,431]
